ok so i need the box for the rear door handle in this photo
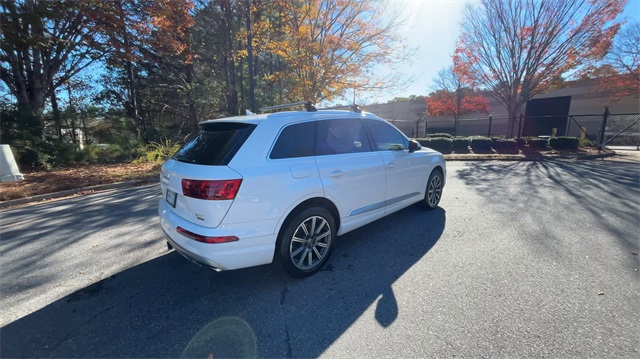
[330,170,344,178]
[387,161,396,169]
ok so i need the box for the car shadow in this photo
[1,206,446,358]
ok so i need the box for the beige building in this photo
[363,79,639,139]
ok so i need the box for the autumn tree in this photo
[0,0,102,121]
[453,0,625,136]
[425,66,489,133]
[266,0,411,103]
[598,22,640,102]
[96,0,197,139]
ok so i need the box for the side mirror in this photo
[409,140,421,152]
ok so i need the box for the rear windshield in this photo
[172,122,256,166]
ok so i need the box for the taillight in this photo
[177,227,239,244]
[181,179,242,200]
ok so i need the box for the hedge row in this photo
[418,135,581,152]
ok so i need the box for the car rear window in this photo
[172,122,256,165]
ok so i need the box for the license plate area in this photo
[165,189,177,208]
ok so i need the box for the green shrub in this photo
[527,138,548,149]
[549,136,579,150]
[452,137,470,152]
[579,137,596,147]
[469,136,493,152]
[492,138,518,153]
[427,137,453,153]
[427,132,452,138]
[133,139,181,164]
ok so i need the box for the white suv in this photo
[158,106,446,277]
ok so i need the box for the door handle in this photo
[330,170,344,178]
[387,161,396,169]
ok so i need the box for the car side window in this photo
[270,121,316,159]
[315,119,372,156]
[365,120,408,151]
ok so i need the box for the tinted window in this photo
[173,122,256,165]
[315,119,372,156]
[365,120,408,151]
[270,122,316,159]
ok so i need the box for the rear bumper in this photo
[161,228,223,271]
[158,200,277,271]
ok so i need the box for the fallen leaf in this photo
[631,252,638,256]
[597,292,605,296]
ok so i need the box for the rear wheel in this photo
[418,169,444,210]
[278,206,336,278]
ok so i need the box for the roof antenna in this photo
[246,109,256,115]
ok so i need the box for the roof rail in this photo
[318,104,362,113]
[259,101,317,112]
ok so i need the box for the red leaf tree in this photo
[597,22,640,103]
[425,66,490,133]
[453,0,625,136]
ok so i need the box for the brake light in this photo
[181,179,242,200]
[176,227,239,244]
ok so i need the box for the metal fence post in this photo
[424,117,428,137]
[488,115,492,137]
[565,116,572,136]
[454,117,458,136]
[598,107,610,150]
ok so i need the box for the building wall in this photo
[363,79,639,138]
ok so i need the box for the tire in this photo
[278,206,336,278]
[418,169,444,210]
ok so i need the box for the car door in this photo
[314,118,387,234]
[364,119,427,214]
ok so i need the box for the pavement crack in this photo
[284,320,293,358]
[86,293,139,324]
[280,286,289,305]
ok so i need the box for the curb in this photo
[444,152,616,162]
[0,177,159,209]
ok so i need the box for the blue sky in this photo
[361,0,640,104]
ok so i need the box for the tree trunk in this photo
[50,90,62,140]
[245,0,256,112]
[222,1,238,116]
[185,64,200,134]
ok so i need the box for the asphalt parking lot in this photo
[1,159,638,358]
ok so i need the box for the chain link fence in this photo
[601,113,640,148]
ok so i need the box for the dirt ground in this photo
[0,163,159,201]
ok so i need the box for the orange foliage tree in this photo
[598,22,640,103]
[265,0,411,103]
[453,0,625,136]
[425,67,490,120]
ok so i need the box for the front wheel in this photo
[278,206,336,278]
[418,170,444,210]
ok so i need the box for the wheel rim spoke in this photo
[307,250,313,266]
[313,246,322,259]
[297,248,310,266]
[300,223,310,236]
[292,236,306,243]
[291,246,305,257]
